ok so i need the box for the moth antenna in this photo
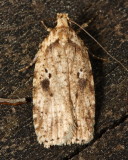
[69,19,128,72]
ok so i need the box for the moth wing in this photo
[68,42,95,144]
[33,30,95,148]
[33,42,76,148]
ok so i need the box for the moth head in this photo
[56,13,69,27]
[57,13,68,19]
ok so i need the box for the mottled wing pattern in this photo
[68,40,95,144]
[33,41,76,148]
[33,13,95,148]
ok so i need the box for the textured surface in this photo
[71,118,128,160]
[33,13,95,148]
[0,0,127,159]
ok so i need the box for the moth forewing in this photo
[33,13,95,148]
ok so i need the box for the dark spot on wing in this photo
[50,93,53,97]
[89,83,94,94]
[41,79,50,91]
[75,93,78,98]
[77,72,79,78]
[78,78,86,89]
[34,71,38,78]
[49,73,52,78]
[45,68,48,73]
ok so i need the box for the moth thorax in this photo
[58,31,69,46]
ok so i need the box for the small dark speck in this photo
[77,72,80,78]
[49,73,52,78]
[50,93,53,97]
[75,93,78,98]
[80,68,83,72]
[45,68,48,73]
[79,78,86,89]
[41,79,50,91]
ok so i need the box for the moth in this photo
[1,13,127,149]
[0,13,95,148]
[32,13,95,148]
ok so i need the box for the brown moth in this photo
[33,13,95,148]
[1,12,127,148]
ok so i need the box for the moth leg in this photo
[89,52,109,62]
[0,97,31,105]
[19,54,38,72]
[76,19,92,34]
[41,21,52,32]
